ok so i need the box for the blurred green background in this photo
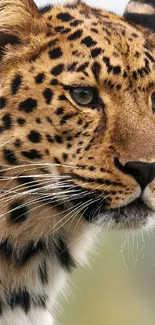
[56,231,155,325]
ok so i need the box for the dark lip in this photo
[66,183,154,223]
[109,198,152,215]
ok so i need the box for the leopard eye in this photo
[69,87,96,106]
[151,92,155,113]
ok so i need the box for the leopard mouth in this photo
[107,198,154,227]
[67,184,154,228]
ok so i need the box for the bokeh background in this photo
[35,1,155,324]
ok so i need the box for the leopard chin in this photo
[98,198,155,231]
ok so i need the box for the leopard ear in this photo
[124,0,155,33]
[0,0,46,58]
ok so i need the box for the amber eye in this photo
[151,92,155,113]
[69,87,96,106]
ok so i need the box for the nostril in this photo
[114,158,155,190]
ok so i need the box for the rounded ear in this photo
[0,0,46,58]
[124,0,155,32]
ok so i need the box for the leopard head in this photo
[0,0,155,238]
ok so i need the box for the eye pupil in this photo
[152,92,155,113]
[69,87,95,106]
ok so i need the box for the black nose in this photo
[115,159,155,190]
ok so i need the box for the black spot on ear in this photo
[11,75,22,95]
[3,149,18,165]
[57,12,73,22]
[10,202,28,223]
[19,98,37,113]
[48,47,63,60]
[0,97,7,110]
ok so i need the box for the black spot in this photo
[19,240,46,265]
[2,113,12,130]
[51,64,64,76]
[59,94,67,101]
[10,201,28,223]
[66,135,73,141]
[28,130,42,143]
[77,62,89,72]
[43,88,53,104]
[0,97,7,109]
[81,36,97,47]
[54,237,75,271]
[36,118,42,124]
[68,29,83,41]
[8,290,30,313]
[38,259,48,284]
[46,134,54,143]
[19,98,37,113]
[17,118,26,125]
[35,73,45,84]
[133,71,137,80]
[0,239,13,260]
[92,62,101,81]
[11,75,22,95]
[91,28,98,34]
[50,79,59,85]
[67,143,72,149]
[22,150,42,160]
[91,48,102,58]
[55,135,63,144]
[70,20,83,27]
[14,139,21,148]
[54,157,61,164]
[48,47,63,60]
[62,153,68,161]
[113,66,121,75]
[67,62,78,71]
[60,113,77,125]
[46,116,53,125]
[3,149,18,165]
[57,12,73,22]
[56,107,64,115]
[145,51,155,63]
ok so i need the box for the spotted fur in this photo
[0,0,155,324]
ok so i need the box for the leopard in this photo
[0,0,155,323]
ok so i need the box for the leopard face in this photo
[0,0,155,237]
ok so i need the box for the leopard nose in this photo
[115,159,155,190]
